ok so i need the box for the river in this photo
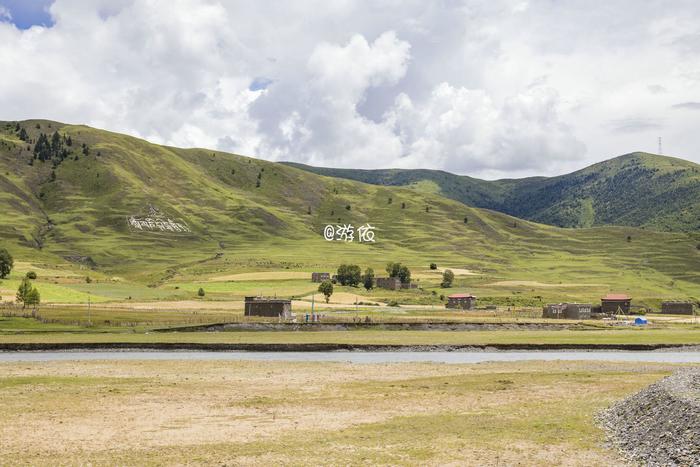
[1,350,700,363]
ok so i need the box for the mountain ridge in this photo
[284,152,700,232]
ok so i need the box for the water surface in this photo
[1,350,699,364]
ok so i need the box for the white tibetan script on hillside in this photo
[127,205,191,233]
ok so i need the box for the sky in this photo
[0,0,699,179]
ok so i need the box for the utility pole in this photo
[658,136,662,155]
[87,292,91,327]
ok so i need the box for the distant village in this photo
[242,265,696,321]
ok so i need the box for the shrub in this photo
[25,271,37,279]
[385,262,411,284]
[362,268,375,291]
[398,265,411,284]
[387,300,400,307]
[197,288,205,297]
[336,264,362,287]
[386,262,401,278]
[25,288,40,307]
[318,280,333,303]
[16,278,33,308]
[441,269,455,288]
[0,248,13,279]
[429,263,437,270]
[85,276,92,283]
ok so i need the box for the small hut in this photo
[244,296,292,318]
[311,272,330,283]
[376,277,401,290]
[543,303,592,320]
[661,301,694,315]
[446,293,477,310]
[601,294,632,314]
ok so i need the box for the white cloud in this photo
[0,0,699,178]
[380,82,585,175]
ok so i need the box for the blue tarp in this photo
[634,317,648,325]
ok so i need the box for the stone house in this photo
[244,296,292,318]
[446,293,477,310]
[601,294,632,314]
[311,272,330,283]
[376,277,401,290]
[543,303,592,320]
[661,301,694,315]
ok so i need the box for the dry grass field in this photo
[0,359,677,466]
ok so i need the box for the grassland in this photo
[1,120,699,294]
[1,119,699,347]
[0,359,678,465]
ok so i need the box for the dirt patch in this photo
[93,300,245,310]
[0,360,671,464]
[301,292,386,306]
[209,271,309,281]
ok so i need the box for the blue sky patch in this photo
[0,0,55,29]
[249,77,274,92]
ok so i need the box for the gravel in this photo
[599,368,700,466]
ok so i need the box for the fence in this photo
[0,301,557,327]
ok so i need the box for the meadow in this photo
[1,120,699,346]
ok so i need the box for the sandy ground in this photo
[0,359,676,465]
[84,299,247,311]
[208,271,310,281]
[301,292,386,306]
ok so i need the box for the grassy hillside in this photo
[285,152,700,232]
[0,120,699,307]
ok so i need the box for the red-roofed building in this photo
[446,293,477,310]
[601,294,632,314]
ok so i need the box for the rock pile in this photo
[599,368,700,466]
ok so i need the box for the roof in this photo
[448,293,476,299]
[245,296,292,303]
[602,294,631,301]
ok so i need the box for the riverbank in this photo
[154,321,605,332]
[0,359,680,465]
[2,326,700,348]
[2,342,700,352]
[2,350,700,364]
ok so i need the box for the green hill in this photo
[285,153,700,232]
[0,120,699,304]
